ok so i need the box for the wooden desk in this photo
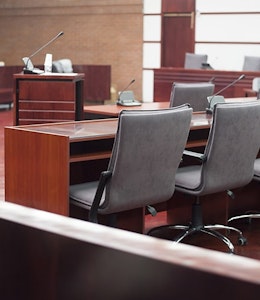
[6,99,259,231]
[84,102,170,119]
[5,119,116,215]
[13,73,85,125]
[5,113,212,229]
[0,64,110,107]
[154,67,260,102]
[84,97,256,119]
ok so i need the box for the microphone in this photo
[23,31,64,74]
[117,79,135,102]
[117,79,141,106]
[206,74,245,114]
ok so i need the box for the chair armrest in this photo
[183,149,207,162]
[89,170,112,223]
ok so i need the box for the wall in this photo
[195,0,260,71]
[0,0,143,101]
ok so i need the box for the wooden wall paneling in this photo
[162,0,195,13]
[162,14,195,67]
[161,0,196,67]
[153,68,259,102]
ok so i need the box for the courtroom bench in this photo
[73,64,111,103]
[153,67,260,102]
[0,66,22,108]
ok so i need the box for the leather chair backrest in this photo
[170,82,215,112]
[184,53,208,69]
[201,101,260,194]
[100,105,193,214]
[243,56,260,71]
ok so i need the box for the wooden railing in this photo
[1,201,260,299]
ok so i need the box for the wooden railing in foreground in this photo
[1,201,260,299]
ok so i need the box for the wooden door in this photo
[161,0,195,67]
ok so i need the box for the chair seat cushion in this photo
[69,181,105,208]
[175,165,202,190]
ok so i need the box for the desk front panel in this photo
[14,74,84,125]
[5,128,70,215]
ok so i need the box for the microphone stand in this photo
[206,74,245,114]
[23,31,64,74]
[117,79,135,104]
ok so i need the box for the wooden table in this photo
[5,112,212,231]
[84,97,256,119]
[84,102,170,119]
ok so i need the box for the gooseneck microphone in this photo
[23,31,64,74]
[206,74,245,114]
[211,74,245,98]
[117,79,135,102]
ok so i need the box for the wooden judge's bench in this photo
[153,67,260,102]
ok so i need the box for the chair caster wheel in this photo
[238,236,247,246]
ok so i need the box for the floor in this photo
[1,106,260,260]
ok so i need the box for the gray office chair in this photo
[69,105,192,225]
[228,158,260,224]
[170,82,215,111]
[184,53,208,69]
[242,56,260,71]
[52,58,73,73]
[148,101,260,253]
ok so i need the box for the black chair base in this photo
[148,223,247,254]
[147,202,247,254]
